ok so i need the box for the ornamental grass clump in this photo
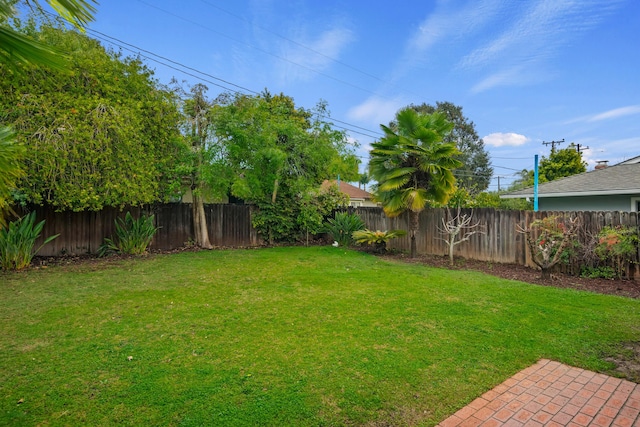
[98,212,159,256]
[0,211,59,271]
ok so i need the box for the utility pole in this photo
[542,138,564,153]
[575,143,589,154]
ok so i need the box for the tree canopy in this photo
[0,24,186,211]
[370,108,462,257]
[396,102,493,192]
[507,145,587,191]
[210,91,359,243]
[1,0,97,225]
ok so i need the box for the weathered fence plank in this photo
[28,203,259,256]
[21,204,640,279]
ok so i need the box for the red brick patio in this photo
[437,359,640,427]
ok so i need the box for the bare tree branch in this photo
[438,207,486,266]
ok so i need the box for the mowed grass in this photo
[1,247,639,426]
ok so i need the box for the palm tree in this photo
[369,109,462,258]
[358,172,370,191]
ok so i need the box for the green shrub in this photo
[595,226,639,279]
[252,201,297,245]
[352,229,406,253]
[0,211,59,271]
[580,266,616,279]
[98,212,158,256]
[322,211,365,247]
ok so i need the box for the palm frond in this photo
[49,0,97,30]
[404,188,429,212]
[0,26,67,71]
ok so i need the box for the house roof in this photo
[322,180,373,200]
[501,162,640,198]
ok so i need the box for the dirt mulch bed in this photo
[378,252,640,300]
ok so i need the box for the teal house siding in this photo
[539,194,640,212]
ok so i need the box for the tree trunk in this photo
[272,178,279,204]
[192,193,213,249]
[540,267,552,280]
[410,210,419,258]
[449,239,455,266]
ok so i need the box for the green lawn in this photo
[1,247,639,426]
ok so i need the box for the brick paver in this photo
[437,359,640,426]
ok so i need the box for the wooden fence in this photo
[355,207,639,277]
[26,204,640,278]
[27,203,260,256]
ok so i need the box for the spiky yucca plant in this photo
[322,212,365,247]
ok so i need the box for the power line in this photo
[78,26,385,139]
[135,0,390,100]
[88,28,258,95]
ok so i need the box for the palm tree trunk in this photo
[410,210,419,258]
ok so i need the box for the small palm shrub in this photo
[322,212,365,247]
[353,229,407,253]
[98,212,159,256]
[0,211,59,271]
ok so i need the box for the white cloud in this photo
[276,26,354,83]
[471,66,526,93]
[460,0,623,90]
[408,0,505,53]
[483,132,529,147]
[588,105,640,122]
[563,105,640,124]
[347,97,405,128]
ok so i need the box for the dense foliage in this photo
[595,226,639,279]
[397,102,493,192]
[0,127,24,224]
[440,186,533,210]
[0,24,185,211]
[210,92,359,243]
[508,146,587,191]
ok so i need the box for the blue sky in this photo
[86,0,639,190]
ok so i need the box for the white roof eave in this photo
[501,188,640,199]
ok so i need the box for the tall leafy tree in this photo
[370,109,462,258]
[539,145,587,181]
[507,145,587,191]
[211,91,359,243]
[178,84,232,249]
[0,0,96,226]
[0,24,186,211]
[401,101,493,192]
